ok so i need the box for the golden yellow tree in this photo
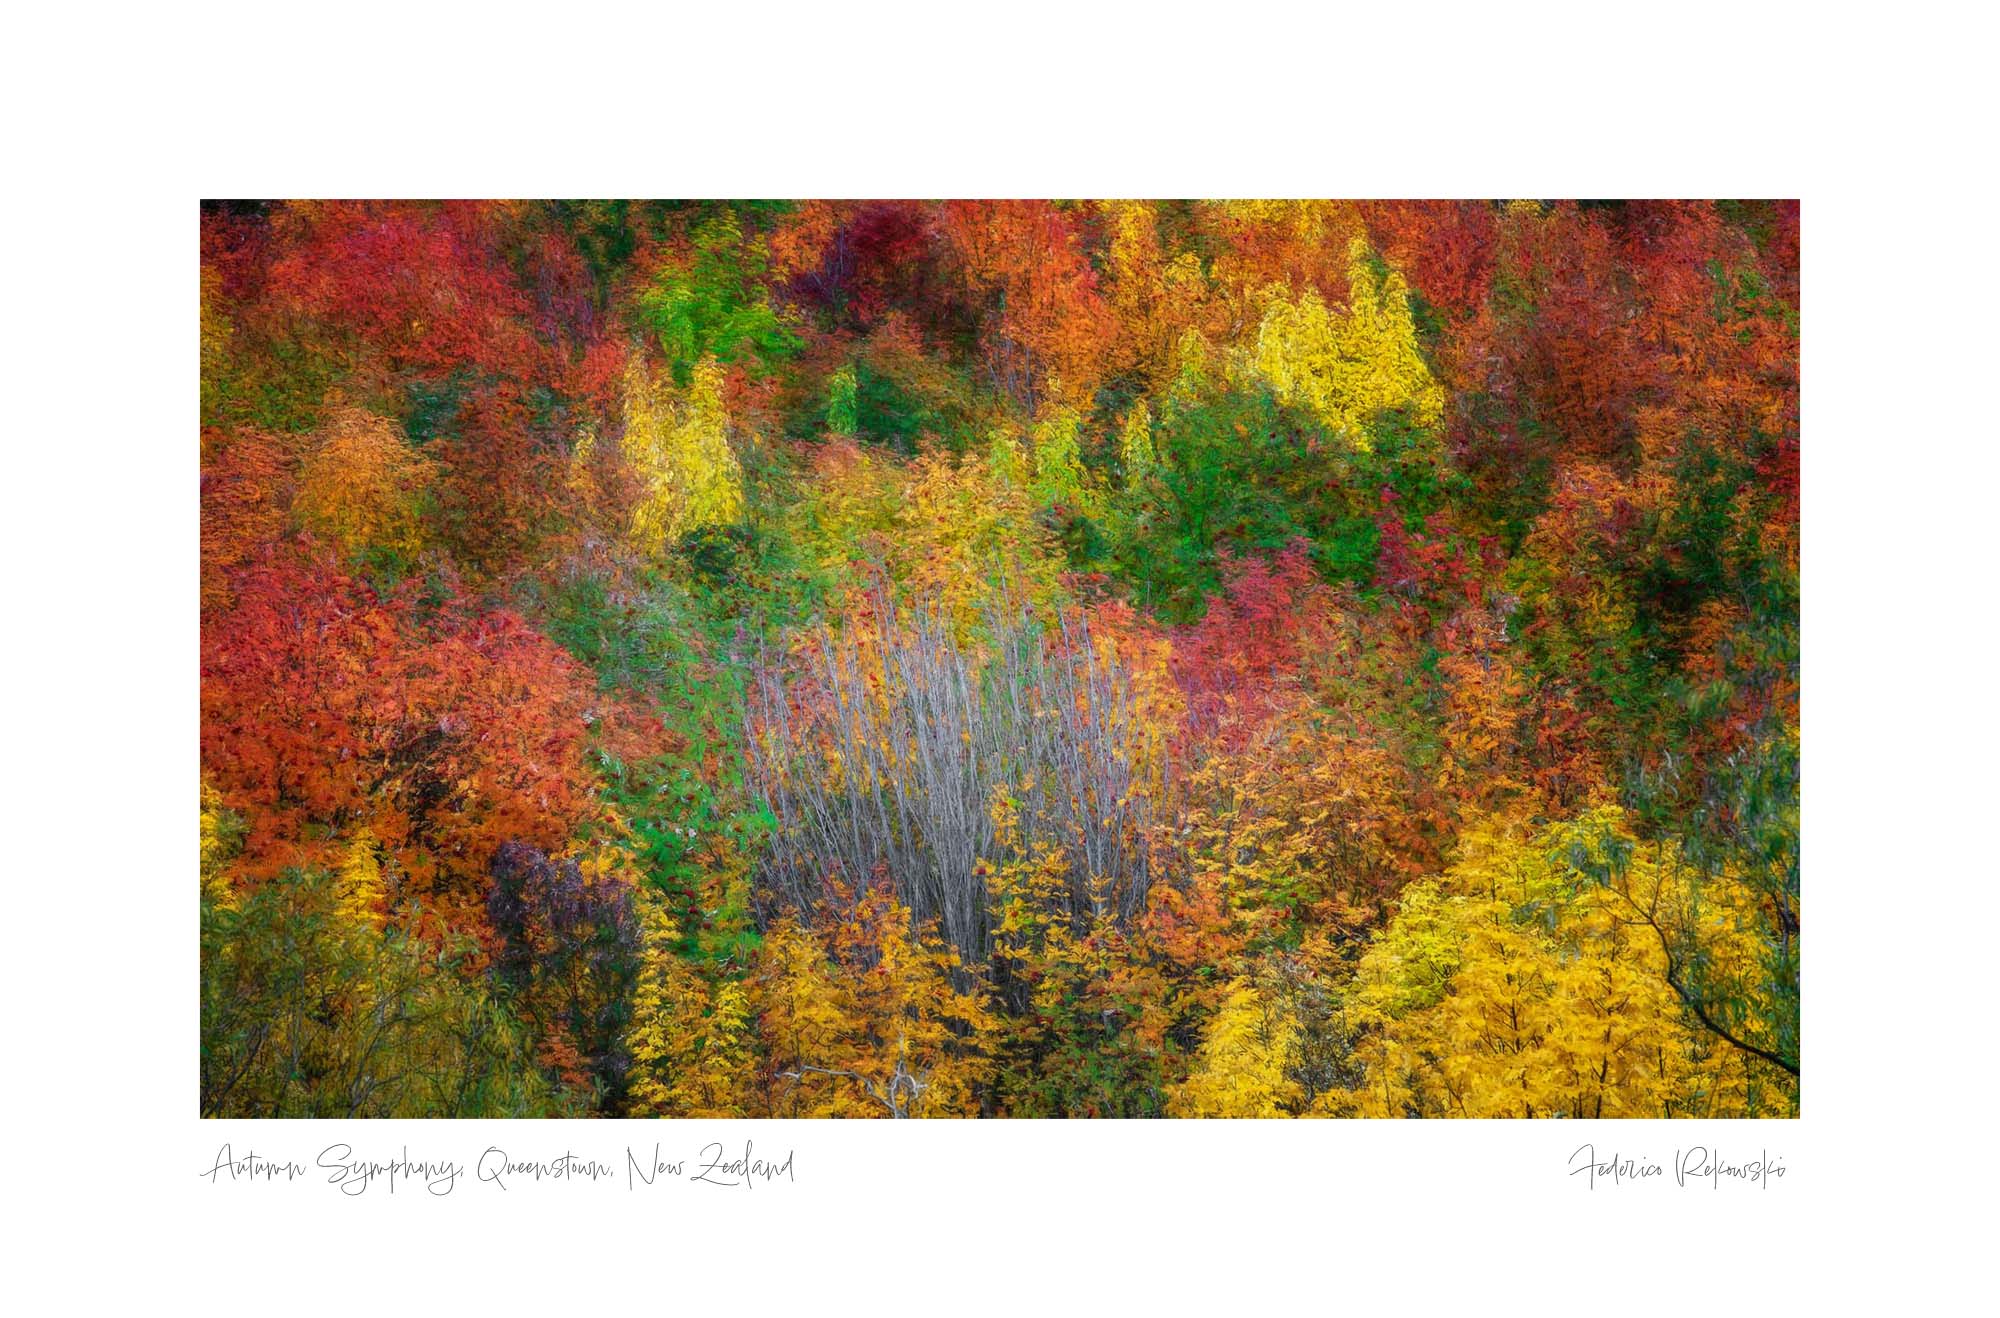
[625,887,755,1117]
[334,829,388,929]
[753,917,873,1116]
[756,894,998,1118]
[1168,977,1302,1117]
[620,354,744,555]
[1248,237,1444,449]
[1343,807,1797,1118]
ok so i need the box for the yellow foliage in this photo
[1105,200,1213,392]
[1346,806,1797,1118]
[1168,978,1302,1117]
[986,811,1080,986]
[1159,328,1213,426]
[1117,399,1156,481]
[901,451,1066,623]
[621,354,744,554]
[334,829,387,928]
[1247,238,1444,449]
[199,778,239,908]
[755,895,999,1118]
[795,441,1065,628]
[752,918,866,1115]
[625,887,755,1117]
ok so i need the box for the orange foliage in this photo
[938,200,1119,409]
[200,546,600,924]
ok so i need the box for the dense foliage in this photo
[200,198,1799,1117]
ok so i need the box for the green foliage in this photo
[851,360,976,453]
[792,352,992,457]
[635,213,801,386]
[400,373,468,447]
[1100,386,1445,620]
[521,558,769,967]
[528,560,708,694]
[825,364,859,436]
[200,869,572,1117]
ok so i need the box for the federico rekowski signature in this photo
[1570,1144,1786,1189]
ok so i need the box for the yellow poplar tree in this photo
[1344,807,1796,1118]
[689,978,756,1114]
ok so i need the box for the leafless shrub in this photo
[747,592,1168,962]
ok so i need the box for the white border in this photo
[8,1,1995,1310]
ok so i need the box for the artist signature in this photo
[1569,1144,1786,1189]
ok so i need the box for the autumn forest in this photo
[199,199,1800,1119]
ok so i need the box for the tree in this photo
[986,808,1171,1116]
[625,886,757,1116]
[200,549,600,917]
[1103,199,1214,393]
[756,893,998,1118]
[1342,808,1797,1118]
[634,210,800,386]
[748,593,1174,962]
[1248,237,1444,450]
[291,405,436,568]
[1167,978,1301,1117]
[334,830,388,928]
[620,354,745,554]
[199,199,1801,1120]
[1028,396,1091,513]
[939,200,1118,411]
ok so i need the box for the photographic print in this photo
[198,199,1800,1120]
